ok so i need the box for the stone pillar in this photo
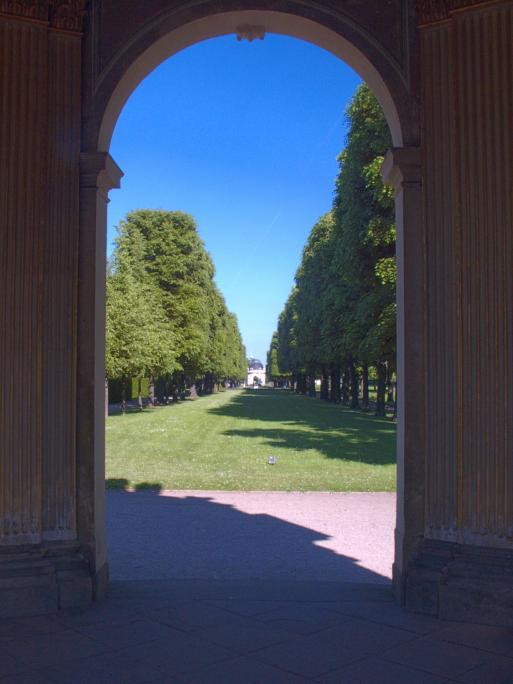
[43,17,82,545]
[404,0,513,626]
[0,8,48,552]
[382,147,425,603]
[77,152,122,598]
[0,1,97,617]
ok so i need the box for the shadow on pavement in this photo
[107,488,390,586]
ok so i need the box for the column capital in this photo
[417,1,491,26]
[0,1,48,22]
[381,147,421,194]
[80,152,123,197]
[0,1,86,31]
[49,0,87,32]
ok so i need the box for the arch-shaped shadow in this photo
[106,488,391,588]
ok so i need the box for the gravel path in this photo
[107,490,395,583]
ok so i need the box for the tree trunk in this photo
[330,367,341,403]
[349,359,359,409]
[149,378,155,407]
[307,373,316,397]
[188,379,198,399]
[299,373,307,395]
[386,364,394,404]
[362,364,370,410]
[137,378,143,411]
[155,376,165,404]
[105,378,109,419]
[121,378,127,415]
[176,373,187,401]
[320,367,329,401]
[341,365,350,404]
[375,362,387,417]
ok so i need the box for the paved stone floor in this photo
[107,491,395,583]
[2,491,513,683]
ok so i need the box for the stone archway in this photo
[78,4,423,607]
[93,10,409,151]
[2,0,512,625]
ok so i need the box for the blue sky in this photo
[108,35,360,363]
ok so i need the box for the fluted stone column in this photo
[43,18,82,545]
[0,1,100,617]
[382,147,425,603]
[403,0,513,626]
[0,9,47,552]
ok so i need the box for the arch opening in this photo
[90,4,422,604]
[102,26,401,586]
[97,10,404,151]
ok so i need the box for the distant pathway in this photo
[107,490,395,583]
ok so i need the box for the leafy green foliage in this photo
[106,209,246,394]
[266,332,282,381]
[105,226,177,382]
[270,84,396,397]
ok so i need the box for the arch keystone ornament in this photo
[236,24,266,41]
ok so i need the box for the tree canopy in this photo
[268,84,396,414]
[106,209,246,400]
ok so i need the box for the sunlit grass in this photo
[106,388,396,491]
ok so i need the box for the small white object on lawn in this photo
[268,455,277,465]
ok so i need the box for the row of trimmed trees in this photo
[106,209,247,407]
[267,84,396,416]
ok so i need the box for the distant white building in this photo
[247,358,266,386]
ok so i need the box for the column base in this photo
[94,559,109,600]
[405,539,513,627]
[0,542,100,618]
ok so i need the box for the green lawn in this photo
[105,388,396,491]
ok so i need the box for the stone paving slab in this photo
[316,655,450,683]
[380,636,502,679]
[0,578,513,683]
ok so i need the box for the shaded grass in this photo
[106,388,396,491]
